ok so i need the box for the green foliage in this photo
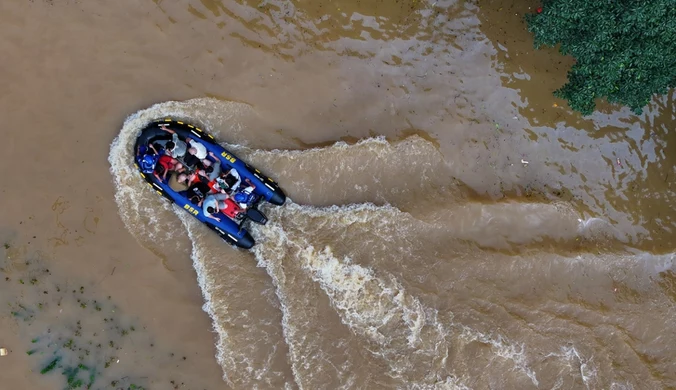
[525,0,676,115]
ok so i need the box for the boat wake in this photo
[109,99,675,390]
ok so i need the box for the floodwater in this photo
[1,0,675,389]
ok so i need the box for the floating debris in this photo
[0,348,8,356]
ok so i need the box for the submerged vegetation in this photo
[526,0,676,115]
[7,276,148,389]
[0,240,191,390]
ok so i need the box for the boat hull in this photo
[133,119,286,249]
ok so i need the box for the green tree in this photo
[525,0,676,115]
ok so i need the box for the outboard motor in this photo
[245,208,268,225]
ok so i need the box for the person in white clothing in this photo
[186,137,207,159]
[222,168,242,192]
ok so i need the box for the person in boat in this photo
[144,142,162,156]
[233,179,256,210]
[168,172,189,192]
[186,137,207,160]
[200,152,223,192]
[203,193,242,222]
[185,170,210,187]
[205,169,239,194]
[158,125,187,158]
[221,167,242,192]
[162,140,187,159]
[207,176,229,194]
[203,164,217,181]
[204,152,221,180]
[155,154,184,181]
[136,143,162,174]
[182,151,204,171]
[187,180,211,206]
[182,143,214,171]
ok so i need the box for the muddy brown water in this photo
[1,0,675,389]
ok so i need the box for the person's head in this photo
[188,147,198,155]
[177,173,188,183]
[166,141,175,151]
[202,159,212,168]
[207,206,216,214]
[204,166,213,174]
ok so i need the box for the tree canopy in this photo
[525,0,676,115]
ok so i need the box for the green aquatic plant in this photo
[40,357,61,374]
[525,0,676,115]
[18,301,151,389]
[2,240,198,389]
[5,274,149,389]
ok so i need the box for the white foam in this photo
[577,217,626,242]
[239,134,457,208]
[250,203,447,385]
[300,244,453,383]
[175,211,237,386]
[177,210,298,388]
[252,201,552,387]
[609,382,636,390]
[108,99,668,389]
[300,245,426,345]
[250,218,319,390]
[457,325,539,387]
[544,345,598,390]
[407,375,472,390]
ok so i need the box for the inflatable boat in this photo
[133,119,286,249]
